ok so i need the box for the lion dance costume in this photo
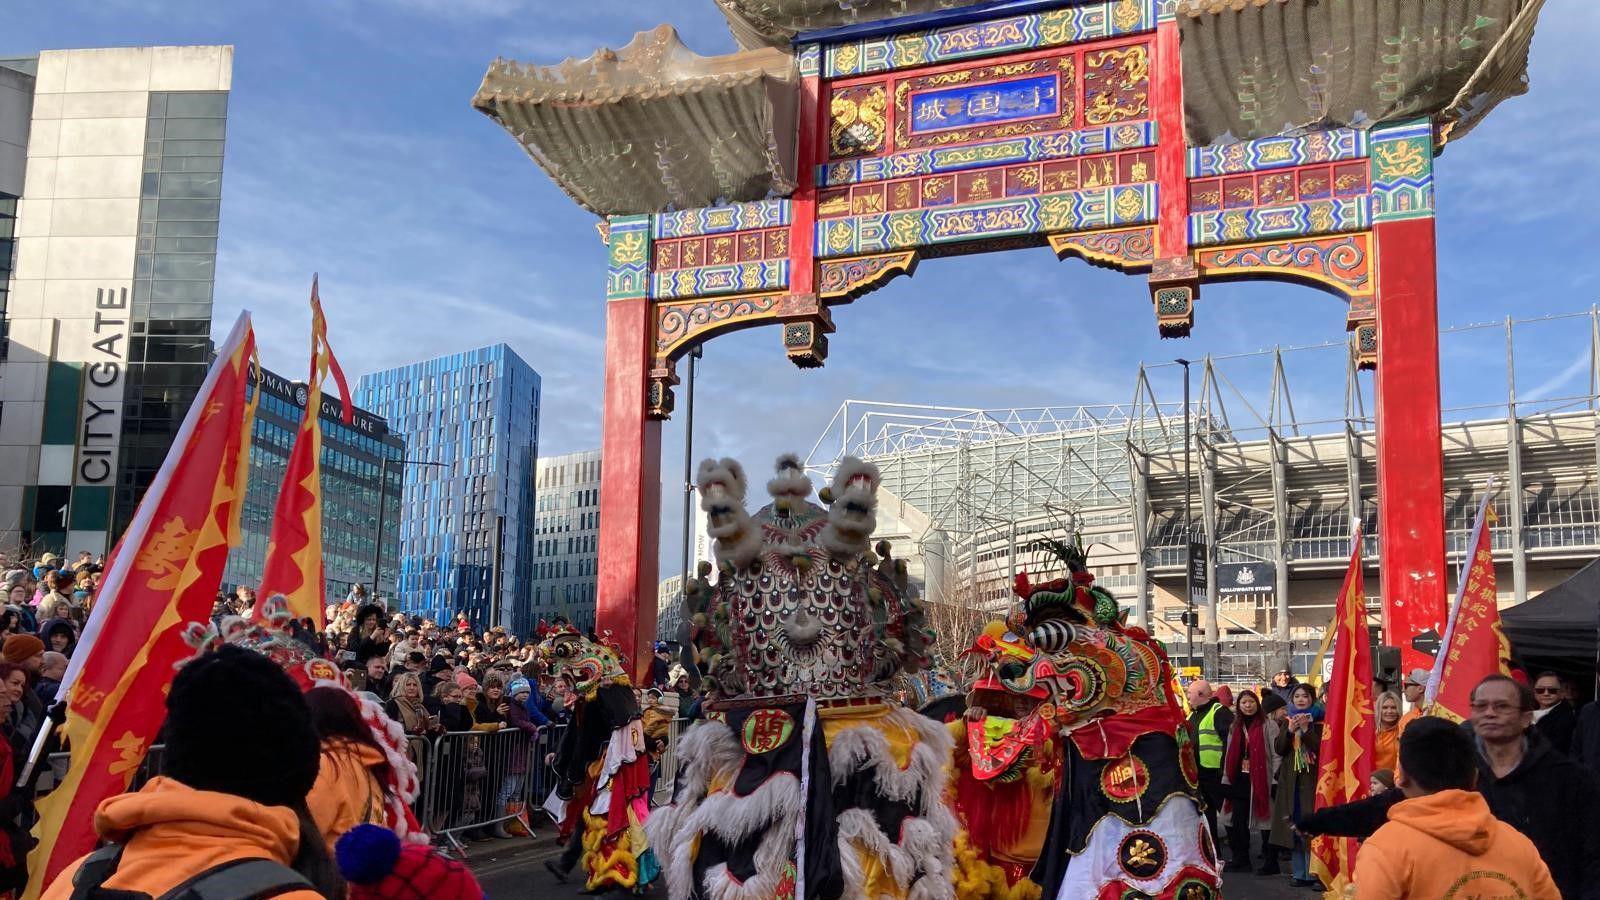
[971,540,1219,899]
[649,454,953,900]
[944,622,1062,899]
[535,624,658,893]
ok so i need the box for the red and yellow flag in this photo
[1311,530,1376,897]
[27,313,258,896]
[1427,492,1512,722]
[257,276,352,626]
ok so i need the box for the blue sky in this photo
[11,0,1600,567]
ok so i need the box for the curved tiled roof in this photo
[472,25,798,216]
[478,1,1548,215]
[1179,0,1546,145]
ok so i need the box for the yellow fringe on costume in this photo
[952,831,1042,900]
[581,809,640,891]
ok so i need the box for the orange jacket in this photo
[40,777,321,900]
[1351,788,1560,899]
[306,738,388,850]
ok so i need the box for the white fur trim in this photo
[649,720,804,900]
[828,707,958,900]
[826,705,953,810]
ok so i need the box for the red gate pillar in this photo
[597,215,661,679]
[1370,120,1446,672]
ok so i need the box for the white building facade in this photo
[0,46,233,557]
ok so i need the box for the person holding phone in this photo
[1271,682,1323,888]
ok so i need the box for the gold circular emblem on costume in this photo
[1100,753,1150,803]
[1116,830,1167,881]
[741,708,796,754]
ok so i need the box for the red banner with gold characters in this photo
[1427,492,1512,722]
[27,314,258,897]
[257,276,352,626]
[1310,530,1376,897]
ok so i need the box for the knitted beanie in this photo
[1,634,43,664]
[163,646,321,808]
[1260,691,1287,716]
[336,824,484,900]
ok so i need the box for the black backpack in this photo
[68,844,313,900]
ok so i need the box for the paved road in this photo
[463,832,1318,898]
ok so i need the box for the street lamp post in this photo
[679,345,702,617]
[1177,358,1194,672]
[371,456,450,602]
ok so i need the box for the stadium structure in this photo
[805,312,1600,680]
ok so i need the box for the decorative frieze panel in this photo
[651,198,790,239]
[820,121,1156,187]
[820,147,1155,221]
[652,260,789,300]
[823,0,1156,78]
[816,182,1157,258]
[1188,161,1368,213]
[1188,197,1368,247]
[1187,128,1368,178]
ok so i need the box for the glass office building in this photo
[355,344,539,633]
[531,449,600,631]
[0,47,234,558]
[223,367,405,604]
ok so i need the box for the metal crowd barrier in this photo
[415,726,553,849]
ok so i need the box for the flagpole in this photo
[22,311,254,788]
[16,717,56,788]
[1426,478,1498,705]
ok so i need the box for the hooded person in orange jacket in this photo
[1351,717,1559,900]
[305,685,397,850]
[42,646,343,899]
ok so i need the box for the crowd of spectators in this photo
[1189,665,1600,897]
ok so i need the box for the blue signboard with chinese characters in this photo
[908,73,1059,134]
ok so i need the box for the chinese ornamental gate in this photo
[474,0,1546,675]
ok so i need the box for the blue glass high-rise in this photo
[355,345,539,634]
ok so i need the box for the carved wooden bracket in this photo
[817,251,919,304]
[1048,225,1155,272]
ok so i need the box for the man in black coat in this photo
[1295,786,1403,839]
[1472,674,1600,900]
[1531,671,1577,755]
[1575,700,1600,771]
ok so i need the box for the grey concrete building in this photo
[532,449,600,631]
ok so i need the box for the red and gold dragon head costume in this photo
[951,539,1215,899]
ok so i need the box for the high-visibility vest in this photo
[1197,703,1224,769]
